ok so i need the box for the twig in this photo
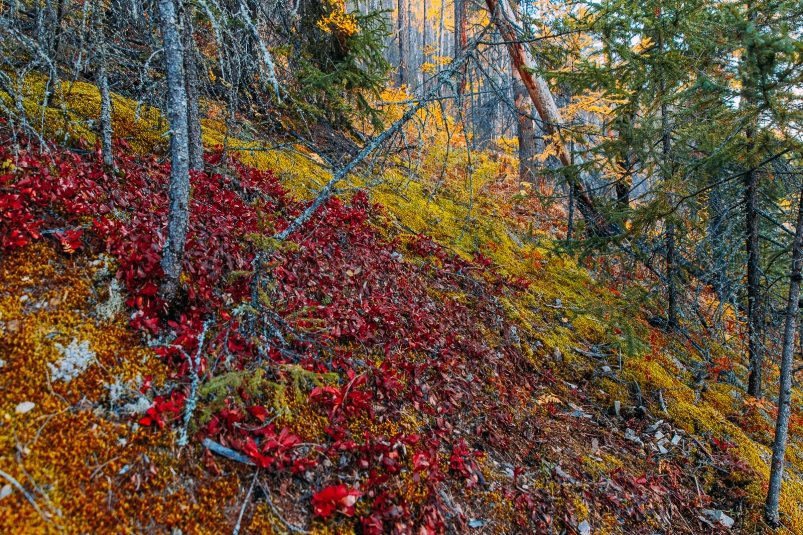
[203,438,255,466]
[658,390,669,416]
[0,469,59,529]
[257,477,308,533]
[233,469,259,535]
[177,320,211,447]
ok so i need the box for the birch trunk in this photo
[766,182,803,527]
[157,0,191,304]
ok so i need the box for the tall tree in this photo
[93,0,114,169]
[743,6,763,399]
[455,0,467,97]
[397,0,409,86]
[183,5,204,171]
[157,0,191,304]
[766,176,803,527]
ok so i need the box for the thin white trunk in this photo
[766,183,803,527]
[238,1,281,101]
[98,57,114,168]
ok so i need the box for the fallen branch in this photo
[177,320,211,447]
[273,43,477,242]
[257,477,308,534]
[0,469,60,529]
[203,438,255,466]
[233,469,259,535]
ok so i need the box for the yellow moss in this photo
[0,245,243,534]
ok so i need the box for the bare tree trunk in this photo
[157,0,191,305]
[183,6,204,171]
[421,0,429,55]
[98,56,114,168]
[438,0,445,65]
[485,0,614,236]
[397,0,408,86]
[423,0,429,71]
[93,1,114,169]
[512,67,537,184]
[766,181,803,527]
[454,0,467,97]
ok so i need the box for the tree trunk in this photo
[157,0,191,305]
[666,223,679,328]
[484,0,615,236]
[93,1,114,169]
[659,38,677,328]
[423,0,429,56]
[438,0,445,65]
[745,151,763,398]
[397,0,408,86]
[512,67,537,184]
[454,0,467,97]
[183,6,204,171]
[765,182,803,527]
[97,56,114,168]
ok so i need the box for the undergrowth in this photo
[0,80,796,534]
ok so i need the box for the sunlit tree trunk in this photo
[157,0,191,305]
[766,181,803,527]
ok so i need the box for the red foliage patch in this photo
[0,134,738,534]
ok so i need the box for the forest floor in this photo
[0,83,801,534]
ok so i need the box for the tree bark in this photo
[484,0,615,236]
[93,1,114,169]
[746,148,763,398]
[157,0,191,305]
[512,67,537,184]
[97,56,114,168]
[183,6,204,171]
[666,223,679,328]
[397,0,408,86]
[765,181,803,527]
[454,0,467,97]
[438,0,445,64]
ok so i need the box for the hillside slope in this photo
[0,85,799,534]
